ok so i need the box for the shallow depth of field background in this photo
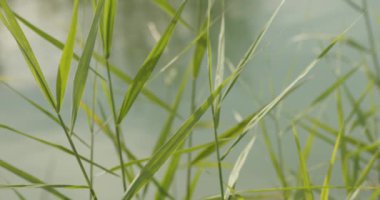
[0,0,380,199]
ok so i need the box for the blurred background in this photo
[1,0,380,199]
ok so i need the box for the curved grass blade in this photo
[0,0,56,109]
[224,134,256,200]
[117,0,188,124]
[71,0,105,128]
[0,160,69,200]
[56,0,79,111]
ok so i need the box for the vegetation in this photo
[0,0,380,199]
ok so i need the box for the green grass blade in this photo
[320,89,344,200]
[260,121,289,197]
[310,66,359,106]
[13,10,184,117]
[0,184,88,189]
[348,149,380,199]
[192,20,207,79]
[222,0,285,100]
[224,135,256,200]
[101,0,117,58]
[71,0,105,127]
[121,54,240,199]
[92,53,178,117]
[56,0,79,111]
[117,0,188,123]
[153,0,192,30]
[152,67,190,154]
[0,160,69,199]
[0,0,56,109]
[292,124,314,200]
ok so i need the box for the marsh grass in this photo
[1,0,380,199]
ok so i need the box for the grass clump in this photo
[0,0,380,199]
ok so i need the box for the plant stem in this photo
[105,58,127,191]
[57,114,97,199]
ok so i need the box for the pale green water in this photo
[1,0,380,199]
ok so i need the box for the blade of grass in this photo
[320,89,345,200]
[117,0,188,124]
[56,0,79,111]
[292,124,314,200]
[224,134,256,200]
[0,160,69,200]
[11,13,177,117]
[260,121,289,198]
[153,67,190,200]
[153,0,192,30]
[0,184,88,189]
[71,0,105,128]
[206,0,225,198]
[0,0,56,109]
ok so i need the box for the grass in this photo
[0,0,380,199]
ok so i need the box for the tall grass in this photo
[1,0,380,199]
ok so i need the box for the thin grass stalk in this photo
[210,0,226,198]
[89,66,99,200]
[56,114,97,199]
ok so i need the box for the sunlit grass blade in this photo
[56,0,79,111]
[0,123,118,177]
[71,0,105,127]
[0,0,56,109]
[320,89,345,200]
[13,13,176,117]
[292,124,314,200]
[224,135,256,200]
[117,0,188,124]
[153,0,192,29]
[0,160,69,199]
